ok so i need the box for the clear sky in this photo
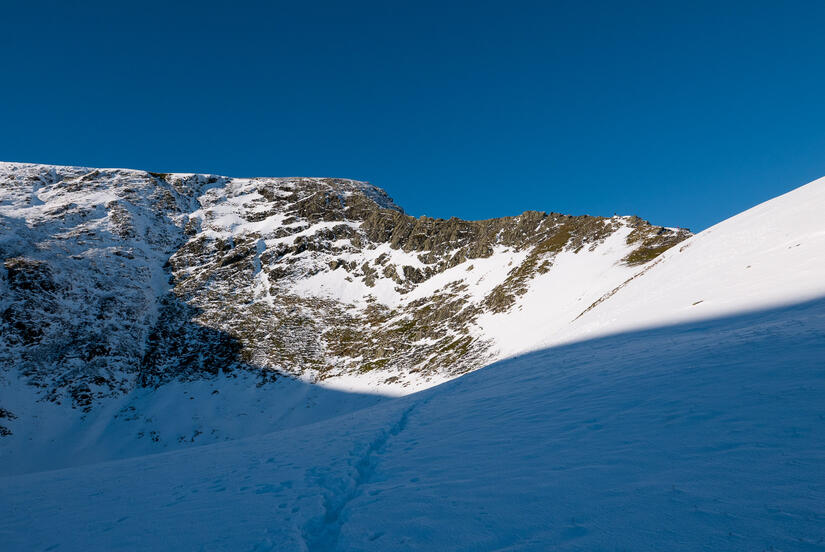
[3,1,825,231]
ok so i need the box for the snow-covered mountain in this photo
[1,169,824,550]
[0,161,688,470]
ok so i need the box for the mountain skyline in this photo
[5,2,825,231]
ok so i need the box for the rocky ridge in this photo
[0,162,690,414]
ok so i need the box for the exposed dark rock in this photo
[0,162,690,410]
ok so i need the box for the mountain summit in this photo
[0,162,688,392]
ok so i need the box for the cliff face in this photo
[0,162,689,409]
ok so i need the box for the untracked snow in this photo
[553,175,825,346]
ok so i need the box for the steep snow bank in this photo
[555,175,825,345]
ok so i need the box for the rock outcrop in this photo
[0,162,690,409]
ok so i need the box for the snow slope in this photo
[554,175,825,345]
[0,372,386,475]
[1,177,824,550]
[1,293,822,551]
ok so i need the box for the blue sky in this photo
[3,1,825,230]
